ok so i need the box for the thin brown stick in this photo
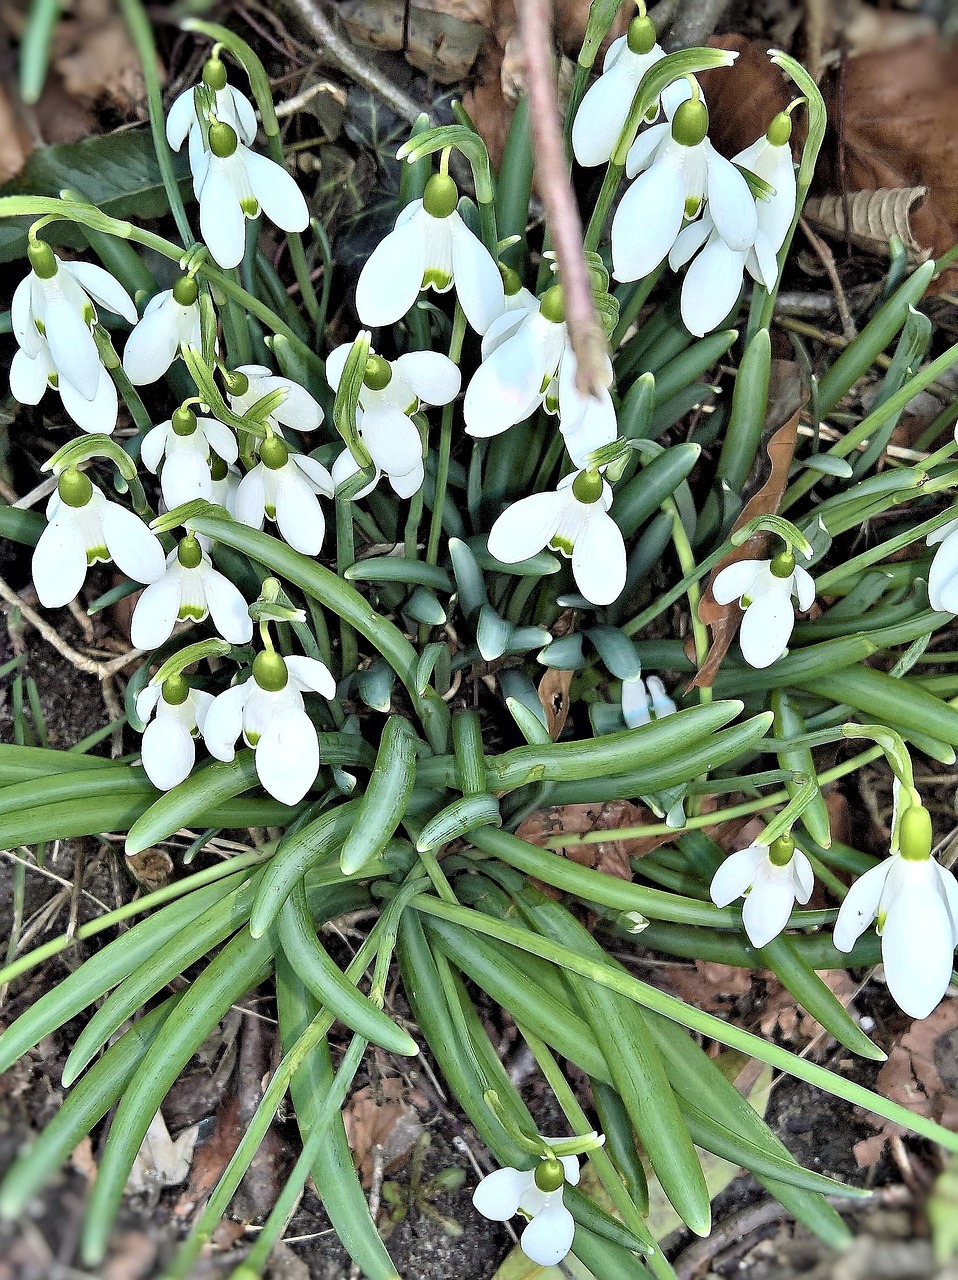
[520,0,609,399]
[800,216,856,340]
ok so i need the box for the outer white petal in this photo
[332,448,380,500]
[481,306,529,360]
[472,1167,529,1221]
[669,215,712,271]
[255,706,319,804]
[488,491,566,564]
[200,162,247,269]
[362,403,423,479]
[286,655,336,698]
[739,590,794,668]
[140,425,168,475]
[742,864,797,948]
[393,351,461,405]
[32,518,88,607]
[10,348,49,404]
[130,572,183,649]
[291,453,334,495]
[123,297,180,384]
[519,1200,575,1268]
[202,419,240,465]
[935,861,958,941]
[203,569,253,644]
[235,467,268,530]
[680,235,746,336]
[275,472,326,554]
[709,844,764,907]
[59,364,119,435]
[928,531,958,611]
[748,232,779,291]
[272,380,324,434]
[161,447,213,509]
[573,61,636,167]
[99,501,166,584]
[325,343,350,392]
[166,88,196,150]
[12,274,39,352]
[355,211,428,327]
[389,458,424,499]
[612,151,685,281]
[141,713,196,790]
[245,149,310,233]
[622,676,652,728]
[712,559,762,605]
[572,509,626,605]
[67,262,137,324]
[793,565,816,612]
[557,354,618,467]
[705,147,758,251]
[833,860,890,952]
[202,682,251,761]
[882,865,956,1018]
[464,314,559,436]
[135,684,162,724]
[43,291,101,400]
[227,87,258,145]
[450,217,506,334]
[624,122,668,177]
[792,849,815,903]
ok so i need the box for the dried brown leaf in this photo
[343,1078,423,1188]
[516,799,669,880]
[537,667,572,740]
[759,968,863,1058]
[804,189,931,264]
[663,959,754,1017]
[51,0,149,111]
[0,84,31,183]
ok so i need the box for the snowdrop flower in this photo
[166,55,257,190]
[226,364,324,437]
[622,674,676,729]
[464,286,617,466]
[141,406,239,510]
[203,648,336,805]
[488,469,626,606]
[669,211,748,336]
[32,467,165,609]
[326,343,460,499]
[11,242,137,432]
[355,173,504,334]
[612,94,757,286]
[712,549,815,668]
[130,535,252,650]
[234,435,333,555]
[710,835,814,948]
[473,1145,583,1268]
[572,14,688,167]
[835,802,958,1019]
[123,277,203,385]
[136,675,214,791]
[733,111,797,292]
[188,120,309,269]
[926,516,958,612]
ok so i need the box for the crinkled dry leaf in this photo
[52,0,149,111]
[804,189,931,264]
[0,84,31,184]
[516,799,670,881]
[662,959,755,1017]
[343,1078,423,1188]
[760,968,863,1058]
[537,666,572,740]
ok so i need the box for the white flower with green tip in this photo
[710,835,814,948]
[487,469,626,607]
[136,675,214,791]
[122,277,203,385]
[234,435,333,555]
[622,674,676,729]
[32,467,165,609]
[733,111,798,291]
[712,549,815,669]
[130,536,252,650]
[355,173,505,334]
[141,406,239,510]
[11,330,119,435]
[473,1144,583,1268]
[226,363,324,436]
[834,801,958,1019]
[202,649,336,805]
[166,55,258,193]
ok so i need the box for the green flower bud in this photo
[671,98,709,148]
[540,284,565,325]
[177,535,203,569]
[259,435,289,470]
[770,550,796,579]
[767,111,792,148]
[534,1157,565,1194]
[57,467,93,509]
[768,834,795,867]
[28,239,58,280]
[423,174,459,219]
[209,121,238,159]
[899,803,932,862]
[172,275,199,307]
[363,355,392,391]
[203,56,228,91]
[162,674,190,706]
[172,406,198,437]
[627,15,656,55]
[572,469,603,504]
[223,368,250,396]
[253,649,288,692]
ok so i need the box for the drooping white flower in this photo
[622,674,676,729]
[834,802,958,1019]
[669,212,748,337]
[202,649,336,805]
[733,112,797,291]
[612,95,756,287]
[166,56,258,191]
[141,406,239,510]
[711,549,815,669]
[11,242,136,431]
[130,536,252,650]
[234,435,333,555]
[572,15,689,167]
[326,342,460,499]
[32,467,165,609]
[136,676,214,791]
[487,470,626,607]
[226,364,324,437]
[464,286,617,466]
[927,516,958,612]
[355,173,505,334]
[710,836,814,948]
[187,120,309,270]
[473,1144,583,1268]
[122,277,203,385]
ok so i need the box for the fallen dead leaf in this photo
[125,846,173,892]
[663,958,755,1017]
[516,799,671,881]
[128,1109,198,1194]
[51,0,149,112]
[343,1077,423,1188]
[537,666,572,740]
[0,83,32,183]
[760,968,863,1058]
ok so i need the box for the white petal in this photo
[43,292,101,400]
[291,453,334,495]
[742,865,797,947]
[793,565,816,612]
[472,1167,529,1221]
[200,161,247,269]
[255,706,319,804]
[245,149,310,233]
[67,262,137,324]
[709,844,764,907]
[286,655,336,698]
[161,447,213,509]
[130,572,183,649]
[464,314,557,437]
[99,502,166,584]
[12,275,40,353]
[711,559,762,605]
[520,1200,575,1268]
[32,518,88,607]
[680,234,746,337]
[355,212,428,328]
[792,849,815,903]
[59,364,119,435]
[705,147,758,251]
[135,684,162,724]
[450,216,506,334]
[10,348,49,405]
[361,404,423,479]
[612,152,685,281]
[669,216,713,271]
[624,122,668,177]
[140,425,168,475]
[389,459,424,499]
[275,472,326,554]
[833,860,890,952]
[935,862,958,941]
[123,296,180,384]
[202,682,250,761]
[487,491,566,564]
[273,379,324,433]
[203,568,253,644]
[325,343,350,392]
[234,468,267,530]
[739,591,794,668]
[557,355,618,467]
[141,712,196,790]
[392,351,461,405]
[882,865,956,1018]
[202,419,240,465]
[573,61,636,168]
[166,88,196,150]
[226,86,258,145]
[572,509,626,606]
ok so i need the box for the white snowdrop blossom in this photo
[612,95,757,291]
[668,211,749,337]
[355,173,505,334]
[32,468,165,609]
[710,836,814,948]
[712,549,815,668]
[234,435,333,555]
[11,242,137,434]
[622,674,676,729]
[141,406,239,510]
[123,277,203,385]
[464,286,617,466]
[136,676,214,792]
[473,1144,584,1268]
[834,802,958,1018]
[927,516,958,613]
[130,536,253,650]
[326,342,460,499]
[733,112,797,291]
[487,470,626,607]
[166,56,257,189]
[227,364,324,437]
[572,15,689,167]
[203,649,336,805]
